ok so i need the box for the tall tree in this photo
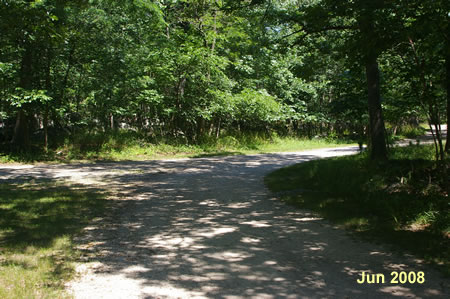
[273,0,418,160]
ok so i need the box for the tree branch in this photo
[276,25,356,44]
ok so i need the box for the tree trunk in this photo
[12,45,33,149]
[445,40,450,153]
[197,117,205,137]
[44,46,52,152]
[216,119,221,138]
[207,10,217,82]
[357,4,388,161]
[211,10,217,53]
[43,106,48,151]
[12,109,30,149]
[365,55,387,160]
[59,47,74,107]
[110,114,114,130]
[409,37,445,160]
[175,76,186,136]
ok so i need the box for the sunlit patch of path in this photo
[0,146,448,298]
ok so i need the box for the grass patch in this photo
[265,144,449,275]
[0,131,355,163]
[0,182,107,298]
[397,125,428,139]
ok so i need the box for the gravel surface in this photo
[1,146,448,298]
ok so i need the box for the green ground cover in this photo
[0,182,107,298]
[0,131,355,163]
[265,145,449,275]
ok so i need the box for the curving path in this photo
[1,146,448,298]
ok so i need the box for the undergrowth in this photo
[265,144,450,275]
[0,130,354,163]
[0,182,107,298]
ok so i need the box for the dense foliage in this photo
[0,0,448,160]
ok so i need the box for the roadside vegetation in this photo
[0,131,355,163]
[1,1,449,165]
[0,182,108,298]
[0,1,448,296]
[385,124,428,142]
[265,145,450,275]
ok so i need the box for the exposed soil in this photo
[1,146,448,298]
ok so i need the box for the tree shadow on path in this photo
[1,147,448,298]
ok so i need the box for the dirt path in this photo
[1,146,448,298]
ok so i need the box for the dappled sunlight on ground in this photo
[1,146,448,298]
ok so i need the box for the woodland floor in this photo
[0,133,448,298]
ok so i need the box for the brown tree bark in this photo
[365,55,387,160]
[357,4,388,161]
[12,45,33,149]
[12,109,30,149]
[409,37,445,160]
[43,106,49,151]
[445,40,450,153]
[44,46,53,152]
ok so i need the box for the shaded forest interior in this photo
[0,0,449,161]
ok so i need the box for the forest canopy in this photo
[0,0,448,160]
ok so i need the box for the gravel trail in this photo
[1,146,448,298]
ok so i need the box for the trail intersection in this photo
[1,146,448,298]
